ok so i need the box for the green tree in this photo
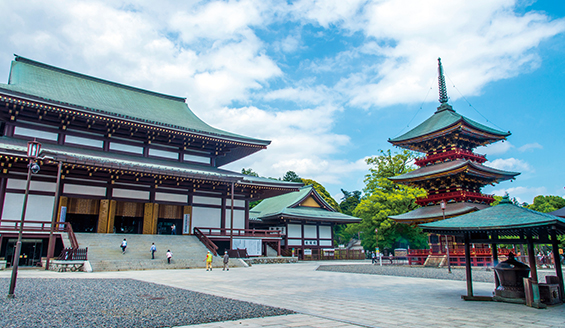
[300,178,339,211]
[282,170,302,182]
[527,195,565,213]
[241,168,262,208]
[344,149,427,251]
[339,189,362,216]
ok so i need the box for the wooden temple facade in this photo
[388,58,520,265]
[0,56,301,265]
[249,186,361,259]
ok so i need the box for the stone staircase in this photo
[74,233,243,272]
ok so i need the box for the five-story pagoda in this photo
[388,58,520,225]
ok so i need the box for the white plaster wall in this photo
[226,199,245,207]
[65,135,104,148]
[191,206,221,229]
[155,192,188,203]
[183,154,210,164]
[193,196,222,206]
[320,240,333,246]
[304,225,318,238]
[14,127,58,141]
[2,193,55,222]
[149,148,178,160]
[110,142,144,154]
[112,188,149,200]
[287,224,302,238]
[8,179,56,192]
[319,226,332,239]
[64,184,107,197]
[225,209,245,229]
[287,239,302,246]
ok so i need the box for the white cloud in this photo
[487,158,532,172]
[518,142,543,152]
[477,142,513,156]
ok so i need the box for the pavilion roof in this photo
[420,196,565,236]
[389,202,489,225]
[548,207,565,218]
[0,56,270,147]
[389,159,519,183]
[250,186,361,223]
[0,136,300,199]
[389,106,510,147]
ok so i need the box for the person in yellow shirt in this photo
[205,251,213,271]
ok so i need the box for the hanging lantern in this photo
[27,139,42,159]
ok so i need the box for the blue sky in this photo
[1,0,564,204]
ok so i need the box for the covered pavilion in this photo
[420,195,565,303]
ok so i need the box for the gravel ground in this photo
[0,278,293,328]
[317,264,558,283]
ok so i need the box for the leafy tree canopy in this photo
[300,178,340,211]
[241,168,259,177]
[343,150,427,251]
[339,189,362,216]
[282,170,302,182]
[527,195,565,213]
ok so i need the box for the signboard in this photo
[183,214,190,234]
[304,249,312,256]
[59,206,67,223]
[233,238,262,256]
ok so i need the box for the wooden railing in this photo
[194,227,282,239]
[415,149,487,166]
[58,247,88,260]
[0,220,80,249]
[193,227,219,256]
[416,190,495,206]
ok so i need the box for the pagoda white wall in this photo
[304,225,317,238]
[63,184,107,197]
[287,224,302,238]
[319,226,332,239]
[155,192,188,204]
[224,209,245,229]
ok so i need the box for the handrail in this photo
[194,227,282,239]
[416,191,495,206]
[193,227,219,256]
[415,149,487,166]
[0,220,79,249]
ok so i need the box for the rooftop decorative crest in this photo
[438,57,449,104]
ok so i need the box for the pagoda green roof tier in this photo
[0,56,270,164]
[389,159,519,185]
[389,106,510,152]
[0,136,300,199]
[420,196,565,236]
[389,202,489,225]
[250,186,361,223]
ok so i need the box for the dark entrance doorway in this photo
[157,218,183,235]
[5,239,43,267]
[66,214,98,232]
[114,216,143,234]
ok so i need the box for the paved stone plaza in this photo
[1,262,564,327]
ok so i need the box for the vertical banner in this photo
[59,206,67,222]
[183,214,191,234]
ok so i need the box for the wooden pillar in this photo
[151,203,159,234]
[277,240,281,256]
[491,234,499,289]
[550,227,564,301]
[107,200,117,233]
[97,199,110,233]
[526,233,538,283]
[143,203,154,234]
[464,232,473,297]
[220,198,226,230]
[245,200,250,230]
[183,206,192,234]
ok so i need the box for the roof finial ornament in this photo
[436,58,453,112]
[438,57,449,104]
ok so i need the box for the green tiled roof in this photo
[250,186,361,223]
[420,197,565,233]
[389,106,510,143]
[1,56,269,146]
[389,159,519,182]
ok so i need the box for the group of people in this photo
[120,238,230,269]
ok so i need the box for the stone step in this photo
[74,233,241,272]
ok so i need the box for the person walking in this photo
[166,250,173,264]
[205,251,213,271]
[121,238,127,254]
[223,251,229,271]
[150,243,157,259]
[171,224,176,235]
[371,251,376,264]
